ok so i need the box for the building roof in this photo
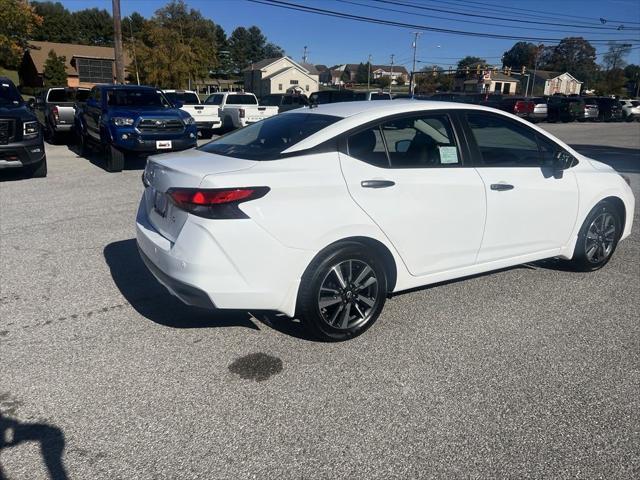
[490,72,518,82]
[247,57,283,70]
[532,70,561,80]
[299,62,319,75]
[26,41,128,76]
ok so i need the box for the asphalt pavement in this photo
[0,122,638,479]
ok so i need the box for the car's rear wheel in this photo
[566,200,622,272]
[105,145,124,172]
[297,242,387,341]
[200,129,214,139]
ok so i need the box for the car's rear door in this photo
[462,111,579,263]
[339,111,486,276]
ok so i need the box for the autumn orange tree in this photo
[0,0,43,69]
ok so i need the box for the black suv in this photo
[0,77,46,177]
[593,97,623,122]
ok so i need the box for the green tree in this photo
[395,76,405,86]
[376,76,391,89]
[228,26,251,72]
[135,0,218,88]
[547,37,597,84]
[595,68,627,96]
[456,56,486,76]
[42,49,67,86]
[0,0,43,69]
[502,42,538,69]
[264,42,284,58]
[340,69,351,83]
[73,8,114,46]
[355,62,368,84]
[31,1,76,43]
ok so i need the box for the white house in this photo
[244,57,320,98]
[543,72,583,96]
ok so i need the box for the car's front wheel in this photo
[567,200,622,271]
[297,242,387,341]
[105,145,125,172]
[29,156,47,178]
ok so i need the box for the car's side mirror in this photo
[396,139,411,153]
[553,150,574,171]
[173,100,184,109]
[27,98,36,109]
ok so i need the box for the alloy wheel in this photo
[317,259,379,330]
[585,212,616,264]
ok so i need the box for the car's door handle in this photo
[490,183,514,191]
[361,180,396,189]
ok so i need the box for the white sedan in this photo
[136,101,635,341]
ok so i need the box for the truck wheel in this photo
[77,129,90,156]
[200,129,213,139]
[29,156,48,178]
[105,145,124,172]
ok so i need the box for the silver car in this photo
[582,98,600,121]
[530,97,547,122]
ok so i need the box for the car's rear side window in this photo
[200,113,341,160]
[205,95,223,105]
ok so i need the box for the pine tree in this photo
[43,50,67,87]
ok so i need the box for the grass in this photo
[0,68,19,84]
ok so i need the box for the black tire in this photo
[105,145,125,172]
[297,242,387,341]
[77,129,90,156]
[200,129,214,139]
[29,156,47,178]
[566,200,622,272]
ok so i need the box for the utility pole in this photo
[389,53,395,95]
[367,54,372,91]
[302,46,308,64]
[410,32,421,97]
[112,0,125,84]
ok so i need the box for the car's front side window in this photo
[467,113,541,167]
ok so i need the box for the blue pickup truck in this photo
[75,85,197,172]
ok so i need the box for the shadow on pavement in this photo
[0,413,68,480]
[68,144,147,172]
[570,144,640,173]
[104,239,261,330]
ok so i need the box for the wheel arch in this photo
[307,236,398,293]
[601,196,627,234]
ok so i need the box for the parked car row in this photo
[425,92,638,123]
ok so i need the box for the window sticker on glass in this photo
[439,146,459,164]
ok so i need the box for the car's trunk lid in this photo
[143,149,258,242]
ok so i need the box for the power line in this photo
[418,0,640,26]
[335,0,638,36]
[248,0,640,44]
[371,0,640,31]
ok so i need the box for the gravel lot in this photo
[1,122,638,479]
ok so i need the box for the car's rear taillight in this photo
[515,101,534,113]
[167,187,269,219]
[239,108,245,118]
[52,106,59,121]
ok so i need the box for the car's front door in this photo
[463,112,579,263]
[339,112,486,277]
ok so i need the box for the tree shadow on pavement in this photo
[569,144,640,173]
[0,413,68,480]
[104,239,262,330]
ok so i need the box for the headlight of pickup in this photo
[184,116,195,125]
[112,117,135,126]
[23,120,39,139]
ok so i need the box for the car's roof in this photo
[290,99,475,119]
[98,84,158,91]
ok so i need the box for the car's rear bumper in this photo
[135,196,310,316]
[195,120,221,130]
[0,137,46,169]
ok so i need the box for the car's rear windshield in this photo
[371,93,392,100]
[164,91,200,105]
[632,101,640,107]
[260,95,282,106]
[106,89,171,107]
[584,98,598,105]
[76,89,90,102]
[47,89,75,102]
[200,113,341,160]
[225,94,257,105]
[0,82,22,105]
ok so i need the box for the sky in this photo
[62,0,640,70]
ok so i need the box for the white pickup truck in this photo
[163,90,221,138]
[204,92,278,130]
